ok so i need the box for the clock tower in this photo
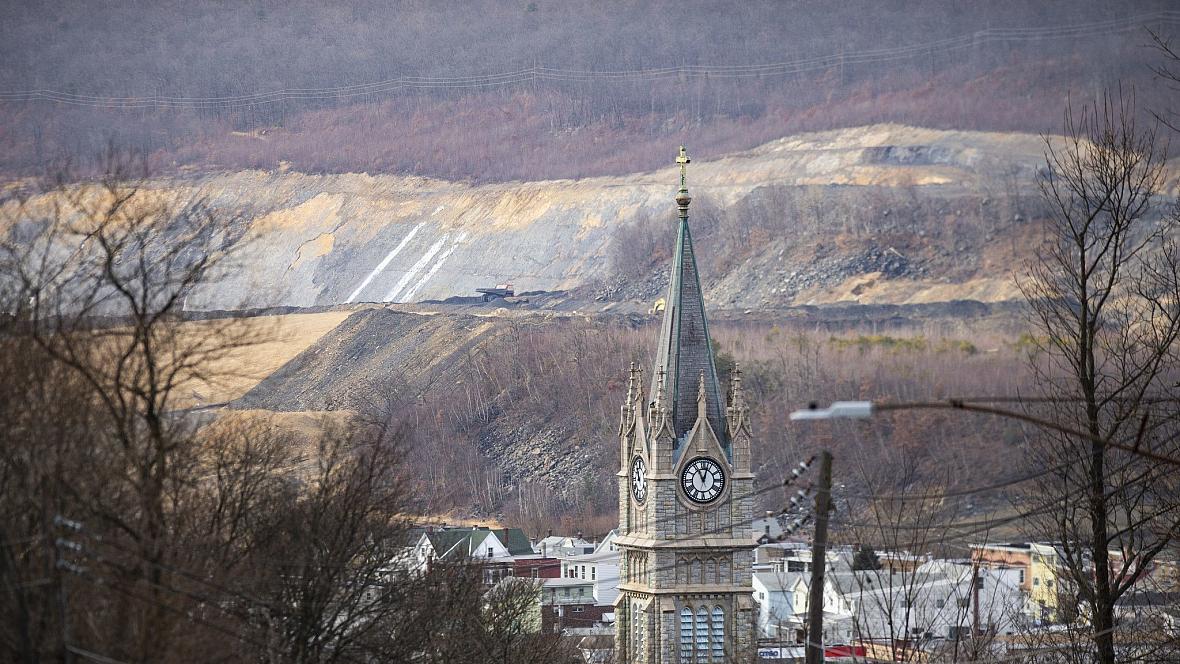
[615,147,756,663]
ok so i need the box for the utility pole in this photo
[805,450,832,664]
[52,516,83,664]
[972,565,981,638]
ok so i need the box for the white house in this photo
[410,527,521,575]
[594,529,619,554]
[560,549,621,607]
[535,534,595,557]
[752,571,855,645]
[835,562,1025,644]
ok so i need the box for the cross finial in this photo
[676,146,691,191]
[675,146,692,219]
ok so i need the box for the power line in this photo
[2,11,1177,109]
[842,459,1076,502]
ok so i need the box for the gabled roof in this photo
[425,530,478,559]
[494,528,534,556]
[753,571,807,592]
[420,527,532,559]
[594,529,618,554]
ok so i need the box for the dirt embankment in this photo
[11,124,1110,315]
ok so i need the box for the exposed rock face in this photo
[6,124,1078,313]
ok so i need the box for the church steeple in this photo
[649,146,728,455]
[615,147,757,664]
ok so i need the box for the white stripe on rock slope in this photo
[346,221,425,303]
[398,232,469,303]
[383,235,448,302]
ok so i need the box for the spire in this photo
[649,146,728,453]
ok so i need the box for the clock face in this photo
[681,457,725,504]
[631,456,647,503]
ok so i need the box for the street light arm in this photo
[790,399,1180,468]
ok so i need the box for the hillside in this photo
[0,1,1176,180]
[8,124,1109,313]
[219,305,1036,530]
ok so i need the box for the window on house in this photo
[531,566,539,578]
[581,566,586,579]
[679,608,693,662]
[592,567,596,580]
[1046,579,1053,589]
[936,599,945,608]
[562,588,569,597]
[487,547,493,558]
[572,606,584,613]
[578,587,584,598]
[1033,578,1040,586]
[1018,570,1025,584]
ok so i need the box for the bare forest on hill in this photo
[1,0,1177,181]
[395,315,1040,535]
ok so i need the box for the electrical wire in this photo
[842,459,1076,502]
[2,11,1177,109]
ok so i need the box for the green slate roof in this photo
[495,528,534,556]
[649,155,728,453]
[423,527,534,559]
[425,530,478,559]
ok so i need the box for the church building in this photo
[615,147,757,662]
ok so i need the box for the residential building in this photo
[752,571,854,645]
[542,577,611,632]
[836,561,1025,645]
[559,548,621,607]
[409,525,535,584]
[534,533,595,557]
[485,576,543,633]
[971,542,1062,622]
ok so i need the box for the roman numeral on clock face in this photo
[680,456,724,504]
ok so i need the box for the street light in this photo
[789,399,1180,467]
[789,401,873,421]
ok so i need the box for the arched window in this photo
[679,608,694,661]
[695,607,709,662]
[711,606,725,660]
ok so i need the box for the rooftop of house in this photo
[753,571,806,592]
[562,550,621,564]
[543,577,596,588]
[420,526,535,559]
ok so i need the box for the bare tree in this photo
[1019,88,1180,664]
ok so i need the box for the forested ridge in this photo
[1,0,1175,180]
